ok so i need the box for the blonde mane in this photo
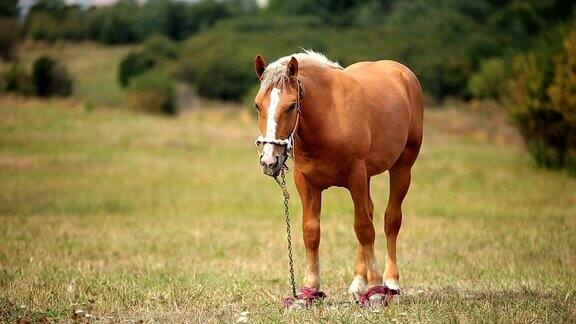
[260,50,342,90]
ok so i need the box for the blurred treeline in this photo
[5,0,574,101]
[0,0,575,171]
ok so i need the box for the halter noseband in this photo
[255,79,303,156]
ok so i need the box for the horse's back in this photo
[345,60,422,110]
[344,60,423,174]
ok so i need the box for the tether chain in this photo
[275,168,297,298]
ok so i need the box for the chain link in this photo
[275,168,297,298]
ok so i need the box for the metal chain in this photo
[275,168,297,298]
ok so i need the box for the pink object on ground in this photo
[358,285,400,307]
[282,287,327,307]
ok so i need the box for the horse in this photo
[253,50,423,306]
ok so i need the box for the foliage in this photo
[142,34,180,61]
[23,0,256,44]
[0,0,18,17]
[266,0,392,26]
[118,36,180,89]
[508,22,576,171]
[0,63,34,95]
[118,51,157,88]
[127,71,177,116]
[32,56,73,97]
[18,0,576,103]
[178,17,329,101]
[25,3,92,42]
[467,58,509,100]
[177,0,576,102]
[193,55,254,101]
[96,1,139,44]
[0,18,19,60]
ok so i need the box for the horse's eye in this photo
[254,103,260,112]
[287,102,297,112]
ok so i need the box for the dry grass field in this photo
[0,97,574,322]
[0,43,575,322]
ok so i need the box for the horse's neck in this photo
[295,69,339,157]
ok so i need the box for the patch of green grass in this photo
[0,103,574,322]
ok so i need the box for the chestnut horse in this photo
[253,51,423,305]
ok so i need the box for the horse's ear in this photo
[287,56,298,79]
[254,55,267,80]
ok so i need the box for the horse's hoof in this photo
[358,285,400,307]
[282,287,327,309]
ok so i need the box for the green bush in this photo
[127,72,177,116]
[508,22,576,172]
[0,63,34,95]
[142,34,180,60]
[178,19,332,101]
[468,58,509,100]
[32,56,73,97]
[195,58,254,101]
[177,9,493,101]
[118,51,157,88]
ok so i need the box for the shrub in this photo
[142,34,180,60]
[0,63,34,95]
[195,58,254,101]
[118,51,157,88]
[0,18,19,60]
[32,56,73,97]
[127,72,177,116]
[508,23,576,172]
[468,58,509,100]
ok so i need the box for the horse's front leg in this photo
[295,170,323,290]
[349,190,374,296]
[348,164,383,291]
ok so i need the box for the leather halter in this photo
[255,79,303,157]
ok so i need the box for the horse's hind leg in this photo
[383,146,419,290]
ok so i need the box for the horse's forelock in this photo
[259,50,341,91]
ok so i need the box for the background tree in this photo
[0,0,20,60]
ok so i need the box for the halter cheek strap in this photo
[254,79,303,157]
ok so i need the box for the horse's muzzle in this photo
[260,153,287,177]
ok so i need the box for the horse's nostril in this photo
[261,154,277,166]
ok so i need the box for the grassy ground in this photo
[0,96,574,322]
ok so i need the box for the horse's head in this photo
[253,55,301,177]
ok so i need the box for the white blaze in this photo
[261,88,281,166]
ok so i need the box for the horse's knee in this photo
[384,208,402,236]
[354,216,375,245]
[303,219,320,248]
